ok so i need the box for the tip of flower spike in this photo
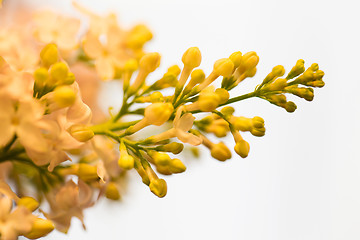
[182,47,202,69]
[149,178,167,198]
[139,52,161,73]
[213,58,234,77]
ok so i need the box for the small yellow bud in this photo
[242,52,259,69]
[126,24,153,49]
[272,65,285,77]
[167,65,181,76]
[198,89,221,112]
[77,163,99,181]
[314,70,325,80]
[34,68,49,85]
[68,124,94,142]
[211,142,232,161]
[63,72,75,85]
[149,178,167,198]
[229,51,242,68]
[252,116,265,128]
[118,154,135,170]
[267,94,287,104]
[50,62,69,84]
[213,58,234,77]
[310,63,319,71]
[139,52,161,73]
[190,69,205,85]
[53,86,76,108]
[155,142,184,154]
[267,78,287,91]
[144,102,173,126]
[151,152,171,166]
[250,127,265,137]
[286,59,305,79]
[18,197,39,212]
[169,158,186,173]
[221,106,235,116]
[182,47,202,69]
[150,91,164,102]
[285,101,297,113]
[215,88,230,104]
[40,43,59,67]
[124,59,138,72]
[24,218,54,239]
[234,140,250,158]
[105,182,121,200]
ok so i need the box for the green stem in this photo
[91,120,140,133]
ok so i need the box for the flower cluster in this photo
[0,2,324,239]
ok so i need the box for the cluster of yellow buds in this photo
[0,2,325,238]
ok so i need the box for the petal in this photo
[95,57,115,80]
[67,97,92,124]
[8,207,34,234]
[177,113,195,132]
[176,131,202,146]
[82,34,103,59]
[0,116,15,147]
[17,122,49,153]
[0,194,12,219]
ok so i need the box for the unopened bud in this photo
[215,88,229,104]
[234,140,250,158]
[53,86,76,108]
[24,218,54,239]
[182,47,202,69]
[149,178,167,198]
[18,197,39,212]
[105,182,121,200]
[40,43,59,67]
[211,142,232,161]
[144,102,173,126]
[213,58,234,77]
[139,52,161,73]
[229,51,242,68]
[68,124,94,142]
[169,158,186,173]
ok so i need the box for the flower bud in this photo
[105,182,121,200]
[150,152,171,166]
[182,47,202,69]
[234,140,250,158]
[50,62,69,84]
[24,218,54,239]
[118,154,135,170]
[285,101,297,113]
[167,65,181,76]
[211,142,232,161]
[150,91,164,103]
[198,90,221,112]
[40,43,59,67]
[215,88,230,104]
[139,52,161,73]
[189,69,205,85]
[221,106,235,116]
[53,86,76,108]
[18,197,39,212]
[229,51,242,68]
[124,59,138,72]
[149,178,167,198]
[169,158,186,173]
[155,142,184,154]
[77,163,99,181]
[213,58,234,77]
[144,102,173,126]
[34,68,49,86]
[286,59,305,79]
[68,124,94,142]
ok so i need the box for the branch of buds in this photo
[0,2,324,239]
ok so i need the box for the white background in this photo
[13,0,360,239]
